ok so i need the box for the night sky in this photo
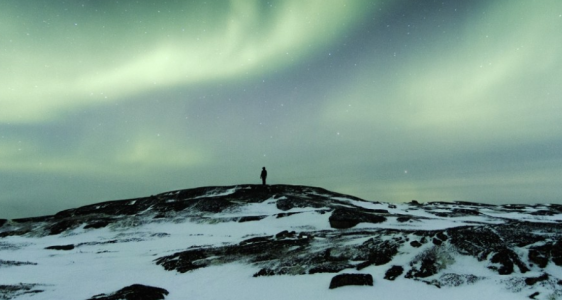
[2,1,562,219]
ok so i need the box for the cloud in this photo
[323,0,562,150]
[0,0,375,123]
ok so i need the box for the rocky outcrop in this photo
[1,184,562,299]
[329,208,387,229]
[156,232,313,275]
[0,284,44,299]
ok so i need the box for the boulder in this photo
[384,266,404,281]
[329,273,373,289]
[45,244,75,251]
[410,240,422,248]
[525,273,549,286]
[329,208,386,229]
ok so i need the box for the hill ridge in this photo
[1,185,562,300]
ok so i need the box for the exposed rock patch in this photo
[45,244,75,251]
[525,273,549,286]
[87,284,169,300]
[0,284,44,299]
[0,260,37,268]
[489,248,529,275]
[329,208,386,229]
[156,232,312,275]
[384,266,404,280]
[329,273,373,289]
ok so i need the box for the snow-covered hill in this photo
[1,185,561,300]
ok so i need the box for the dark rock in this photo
[489,248,529,275]
[87,284,169,300]
[397,216,411,223]
[432,238,443,246]
[354,238,400,270]
[529,291,540,299]
[448,226,504,260]
[384,266,404,281]
[329,208,386,229]
[367,209,389,214]
[528,239,562,267]
[525,273,549,286]
[436,232,448,241]
[0,284,44,299]
[452,208,480,216]
[275,197,324,211]
[529,244,551,268]
[49,219,79,235]
[191,197,235,213]
[551,204,562,213]
[530,210,557,216]
[329,273,373,289]
[45,244,75,251]
[84,219,112,229]
[12,215,53,223]
[552,240,562,266]
[406,246,454,279]
[155,234,311,274]
[0,230,29,238]
[502,204,528,210]
[240,236,272,245]
[253,268,276,277]
[439,274,481,287]
[155,247,208,273]
[275,212,301,218]
[0,219,6,227]
[453,201,496,207]
[410,241,422,248]
[406,256,438,279]
[275,230,296,239]
[0,260,37,267]
[309,263,353,274]
[492,222,554,247]
[238,215,267,222]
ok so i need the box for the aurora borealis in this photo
[1,1,562,218]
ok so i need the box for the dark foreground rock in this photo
[87,284,169,300]
[0,284,44,299]
[45,244,75,251]
[329,273,373,289]
[384,266,404,281]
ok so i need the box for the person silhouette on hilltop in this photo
[260,167,267,186]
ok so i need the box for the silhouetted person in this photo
[260,167,267,185]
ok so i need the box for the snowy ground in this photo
[1,185,561,300]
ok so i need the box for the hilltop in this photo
[1,185,562,300]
